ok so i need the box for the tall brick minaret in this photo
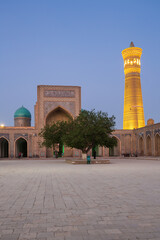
[122,42,145,129]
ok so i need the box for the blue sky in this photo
[0,0,160,128]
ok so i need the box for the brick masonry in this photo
[0,85,160,158]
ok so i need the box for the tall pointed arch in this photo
[146,135,152,156]
[0,137,9,158]
[45,106,73,158]
[155,133,160,156]
[45,106,73,125]
[15,137,28,157]
[138,136,144,156]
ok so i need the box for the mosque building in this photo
[0,43,160,158]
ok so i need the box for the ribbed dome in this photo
[14,106,31,118]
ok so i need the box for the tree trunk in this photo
[82,153,87,160]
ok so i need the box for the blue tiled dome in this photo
[14,106,31,118]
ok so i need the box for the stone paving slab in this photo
[0,159,160,239]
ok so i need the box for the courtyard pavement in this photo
[0,159,160,240]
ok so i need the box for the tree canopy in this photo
[39,109,117,155]
[63,109,117,153]
[39,121,66,149]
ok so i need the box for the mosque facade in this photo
[0,44,160,158]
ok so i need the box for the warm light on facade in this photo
[0,124,5,128]
[124,58,141,67]
[122,42,145,130]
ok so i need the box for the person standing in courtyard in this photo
[93,149,96,159]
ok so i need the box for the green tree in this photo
[63,109,117,154]
[39,121,66,156]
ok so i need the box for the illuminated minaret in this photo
[122,42,145,129]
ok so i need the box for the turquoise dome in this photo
[14,106,31,118]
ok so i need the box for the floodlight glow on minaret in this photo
[122,42,145,129]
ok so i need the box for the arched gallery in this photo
[0,85,160,158]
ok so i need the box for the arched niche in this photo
[146,135,152,156]
[109,136,120,156]
[0,137,9,158]
[45,106,73,157]
[155,134,160,156]
[15,137,27,157]
[124,134,131,155]
[45,106,73,125]
[138,137,144,156]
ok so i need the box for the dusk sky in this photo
[1,0,160,129]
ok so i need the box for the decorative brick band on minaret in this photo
[122,42,145,129]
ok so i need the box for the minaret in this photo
[122,42,145,129]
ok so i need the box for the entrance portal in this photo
[46,107,72,157]
[0,137,9,158]
[46,107,72,125]
[16,138,27,157]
